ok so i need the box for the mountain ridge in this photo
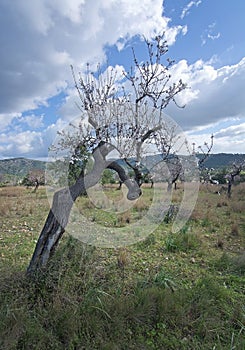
[0,153,245,178]
[0,157,46,177]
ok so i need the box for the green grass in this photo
[0,184,245,349]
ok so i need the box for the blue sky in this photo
[0,0,245,159]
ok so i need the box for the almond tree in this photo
[195,135,214,168]
[23,169,45,192]
[164,135,214,192]
[27,34,187,274]
[166,156,184,191]
[225,161,245,198]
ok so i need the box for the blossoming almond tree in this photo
[27,34,187,274]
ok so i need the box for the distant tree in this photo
[195,135,214,169]
[0,174,7,187]
[166,155,184,191]
[101,169,116,185]
[23,169,45,192]
[67,144,90,186]
[27,34,187,274]
[163,136,214,191]
[191,135,214,185]
[225,161,245,198]
[212,168,227,185]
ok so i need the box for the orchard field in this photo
[0,183,244,349]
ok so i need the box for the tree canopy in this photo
[28,34,201,273]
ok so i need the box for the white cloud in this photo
[0,118,69,159]
[1,0,244,158]
[0,113,21,131]
[201,22,221,46]
[180,0,202,19]
[0,131,43,157]
[182,25,188,36]
[163,57,245,153]
[215,123,245,138]
[167,59,218,106]
[25,115,44,129]
[211,133,245,154]
[0,0,189,158]
[0,0,183,116]
[207,33,221,40]
[165,25,188,45]
[166,57,245,127]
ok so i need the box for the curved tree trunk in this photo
[27,146,141,274]
[27,187,79,274]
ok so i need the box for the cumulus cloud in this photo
[161,57,245,153]
[0,119,68,159]
[166,57,245,128]
[215,122,245,139]
[19,115,44,129]
[0,131,43,157]
[0,0,189,158]
[0,113,21,131]
[0,0,244,158]
[193,129,245,155]
[0,0,182,116]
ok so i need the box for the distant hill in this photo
[196,153,245,169]
[0,154,244,180]
[0,157,46,178]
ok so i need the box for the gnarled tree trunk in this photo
[27,145,141,274]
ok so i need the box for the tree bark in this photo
[227,180,232,198]
[27,145,141,274]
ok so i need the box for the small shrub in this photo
[164,231,200,253]
[164,235,178,252]
[153,269,176,291]
[117,248,129,269]
[214,253,233,272]
[230,201,245,213]
[201,217,211,227]
[216,238,224,249]
[133,197,148,212]
[0,201,12,216]
[217,200,228,207]
[214,252,245,275]
[232,251,245,275]
[163,204,179,223]
[230,223,239,236]
[118,211,131,225]
[82,199,95,209]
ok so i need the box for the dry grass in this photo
[0,199,12,216]
[217,200,228,207]
[118,211,132,225]
[0,186,23,197]
[230,223,239,236]
[117,247,129,269]
[0,183,245,349]
[133,196,149,212]
[230,200,245,213]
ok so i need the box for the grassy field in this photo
[0,183,244,349]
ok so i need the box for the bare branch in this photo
[197,134,214,167]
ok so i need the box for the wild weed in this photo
[164,230,200,253]
[230,223,239,236]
